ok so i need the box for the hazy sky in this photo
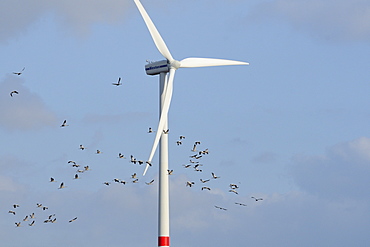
[1,0,369,246]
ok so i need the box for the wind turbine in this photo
[133,0,248,246]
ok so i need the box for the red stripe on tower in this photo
[158,236,170,246]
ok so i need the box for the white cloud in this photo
[0,0,132,42]
[0,175,24,192]
[290,137,370,201]
[0,75,57,130]
[249,0,370,42]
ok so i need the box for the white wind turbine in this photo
[133,0,248,246]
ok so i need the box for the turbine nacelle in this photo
[145,59,181,76]
[145,60,169,75]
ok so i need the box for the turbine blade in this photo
[179,57,249,68]
[143,68,176,176]
[134,0,174,62]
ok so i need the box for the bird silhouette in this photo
[10,91,18,97]
[69,217,78,223]
[112,77,122,86]
[186,181,195,187]
[60,120,68,127]
[251,196,263,201]
[13,67,25,75]
[58,182,65,189]
[229,189,238,195]
[145,179,155,185]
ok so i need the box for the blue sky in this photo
[1,0,369,246]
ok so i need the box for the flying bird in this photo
[69,217,78,223]
[176,141,182,145]
[229,189,238,195]
[96,150,102,154]
[15,222,22,227]
[148,127,155,133]
[186,181,195,187]
[145,179,155,185]
[103,182,110,186]
[13,204,20,209]
[50,177,56,182]
[235,202,247,206]
[201,186,211,191]
[8,210,16,215]
[163,129,169,134]
[200,178,210,183]
[167,169,173,175]
[79,145,85,150]
[194,167,202,172]
[118,153,125,159]
[10,91,18,97]
[211,172,220,179]
[74,174,79,179]
[230,183,239,189]
[58,182,65,189]
[251,196,263,201]
[13,67,25,75]
[179,136,185,140]
[60,120,68,127]
[214,206,227,211]
[28,220,35,226]
[112,77,122,86]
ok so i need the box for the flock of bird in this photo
[171,135,264,211]
[7,67,263,229]
[8,202,77,228]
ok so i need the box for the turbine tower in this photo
[133,1,248,246]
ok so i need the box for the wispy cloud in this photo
[252,151,278,164]
[290,137,370,201]
[0,74,57,131]
[0,0,132,42]
[249,0,370,42]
